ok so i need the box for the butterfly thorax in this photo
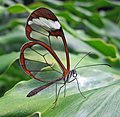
[65,69,77,82]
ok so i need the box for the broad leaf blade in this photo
[0,52,19,74]
[0,53,119,117]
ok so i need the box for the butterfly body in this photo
[63,69,77,83]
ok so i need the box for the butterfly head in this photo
[71,69,77,78]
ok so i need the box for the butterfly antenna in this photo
[74,52,91,69]
[76,63,111,70]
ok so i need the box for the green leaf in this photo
[0,52,19,74]
[0,18,26,32]
[42,82,120,117]
[0,6,6,15]
[82,18,120,39]
[110,38,120,51]
[41,0,63,8]
[105,7,120,23]
[102,18,120,39]
[85,39,119,62]
[87,13,104,28]
[107,0,120,6]
[57,11,80,27]
[28,112,41,117]
[64,30,93,53]
[0,64,29,97]
[83,20,105,36]
[64,2,92,18]
[8,4,31,14]
[0,53,119,117]
[64,30,118,62]
[0,26,27,45]
[2,0,16,6]
[61,19,90,40]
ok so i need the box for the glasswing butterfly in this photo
[20,8,110,104]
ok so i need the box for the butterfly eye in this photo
[73,73,77,77]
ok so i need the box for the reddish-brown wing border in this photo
[20,41,69,82]
[25,8,70,71]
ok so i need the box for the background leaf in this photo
[0,52,19,74]
[8,4,31,14]
[0,53,119,117]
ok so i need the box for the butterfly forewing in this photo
[26,8,70,70]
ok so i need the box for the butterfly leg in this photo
[55,83,58,101]
[64,83,66,97]
[57,79,67,97]
[53,82,66,107]
[54,81,67,97]
[67,78,86,98]
[67,78,76,83]
[74,77,86,98]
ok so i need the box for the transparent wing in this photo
[26,8,70,70]
[20,41,66,82]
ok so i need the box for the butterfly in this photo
[20,8,110,103]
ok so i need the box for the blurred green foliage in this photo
[0,0,120,116]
